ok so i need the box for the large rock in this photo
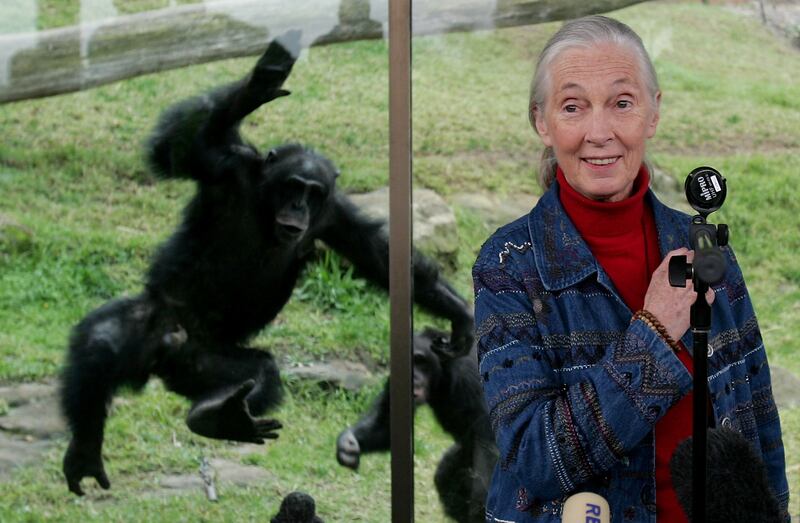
[770,366,800,410]
[650,165,693,214]
[159,458,275,491]
[451,192,538,232]
[283,360,375,392]
[348,187,458,263]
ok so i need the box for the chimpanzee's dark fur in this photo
[271,491,324,523]
[670,427,783,522]
[60,33,473,496]
[336,328,497,523]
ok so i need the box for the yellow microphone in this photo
[561,492,610,523]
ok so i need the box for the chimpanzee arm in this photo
[146,32,301,181]
[336,382,392,469]
[320,193,474,356]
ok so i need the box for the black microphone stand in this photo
[668,167,729,522]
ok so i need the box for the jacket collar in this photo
[528,178,690,292]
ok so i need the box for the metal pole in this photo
[692,330,708,522]
[388,0,413,521]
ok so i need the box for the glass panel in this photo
[412,1,800,522]
[410,3,533,521]
[0,1,394,520]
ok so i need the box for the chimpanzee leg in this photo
[155,346,283,443]
[434,443,479,523]
[61,294,183,496]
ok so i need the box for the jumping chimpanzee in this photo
[60,33,474,496]
[336,328,497,523]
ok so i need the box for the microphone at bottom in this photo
[561,492,610,523]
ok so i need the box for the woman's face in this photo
[534,43,660,202]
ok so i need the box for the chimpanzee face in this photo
[260,145,339,244]
[413,333,443,405]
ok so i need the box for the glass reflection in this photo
[0,1,398,520]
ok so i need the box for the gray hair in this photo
[529,15,660,189]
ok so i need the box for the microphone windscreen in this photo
[561,492,610,523]
[670,428,781,523]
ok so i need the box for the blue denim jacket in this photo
[472,181,789,522]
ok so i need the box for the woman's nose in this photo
[585,109,613,145]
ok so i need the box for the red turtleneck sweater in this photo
[557,166,693,522]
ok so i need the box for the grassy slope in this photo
[0,1,798,520]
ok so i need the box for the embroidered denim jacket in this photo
[472,182,789,523]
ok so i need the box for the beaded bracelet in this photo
[632,309,682,352]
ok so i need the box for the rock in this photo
[283,360,375,392]
[650,165,694,214]
[450,192,538,231]
[159,458,275,491]
[0,432,52,480]
[0,380,65,438]
[0,399,65,438]
[0,381,64,481]
[0,381,57,407]
[770,366,800,410]
[348,187,458,263]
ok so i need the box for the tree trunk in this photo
[0,0,650,104]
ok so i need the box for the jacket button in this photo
[503,358,514,368]
[721,416,732,429]
[647,405,661,417]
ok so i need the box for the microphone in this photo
[670,428,782,522]
[561,492,610,523]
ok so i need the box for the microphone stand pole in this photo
[690,277,711,523]
[670,214,728,522]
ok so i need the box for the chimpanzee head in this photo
[412,329,447,405]
[260,144,339,244]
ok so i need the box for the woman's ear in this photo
[646,91,661,139]
[532,104,553,147]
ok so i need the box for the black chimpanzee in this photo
[60,32,474,496]
[336,328,497,523]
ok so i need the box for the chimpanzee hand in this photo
[187,380,282,444]
[447,314,475,359]
[63,438,110,496]
[335,428,361,470]
[247,30,303,103]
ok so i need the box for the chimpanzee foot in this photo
[336,428,361,470]
[187,380,282,444]
[63,438,111,496]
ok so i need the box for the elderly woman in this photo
[472,16,789,522]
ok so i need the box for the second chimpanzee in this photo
[336,328,497,523]
[60,33,474,496]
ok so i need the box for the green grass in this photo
[0,0,799,520]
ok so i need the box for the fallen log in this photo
[0,0,649,103]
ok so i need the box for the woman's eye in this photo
[564,104,578,113]
[617,100,632,109]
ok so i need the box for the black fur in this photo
[60,33,473,496]
[670,428,782,522]
[336,328,496,522]
[271,491,323,523]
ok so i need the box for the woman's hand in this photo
[642,248,716,342]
